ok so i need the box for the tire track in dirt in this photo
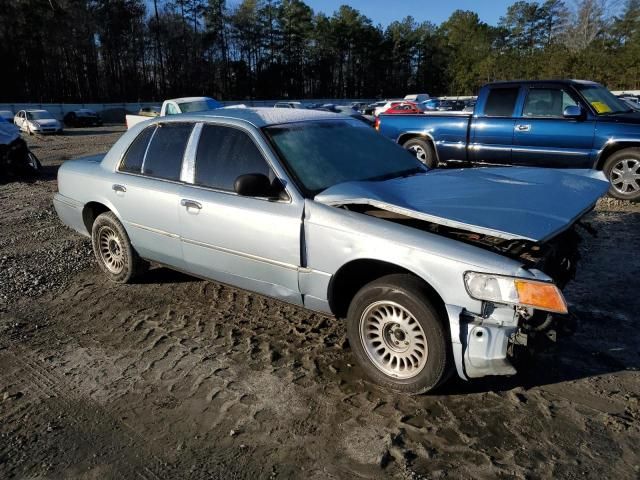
[0,347,170,480]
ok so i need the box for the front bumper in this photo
[447,303,574,380]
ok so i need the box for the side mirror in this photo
[234,173,285,199]
[563,105,583,119]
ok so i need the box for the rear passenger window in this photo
[119,126,155,173]
[195,125,272,191]
[142,123,193,181]
[484,88,519,117]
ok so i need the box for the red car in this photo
[383,102,425,115]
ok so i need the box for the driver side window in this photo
[194,125,273,191]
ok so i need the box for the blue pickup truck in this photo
[378,80,640,200]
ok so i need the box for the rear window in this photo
[119,126,155,173]
[484,88,519,117]
[142,123,193,181]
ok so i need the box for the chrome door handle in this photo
[180,199,202,210]
[112,184,126,193]
[515,124,531,132]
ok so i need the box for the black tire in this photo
[402,137,437,168]
[91,212,148,283]
[346,274,452,394]
[603,148,640,201]
[25,151,42,174]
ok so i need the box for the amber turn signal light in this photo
[514,280,568,314]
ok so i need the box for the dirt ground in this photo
[1,126,639,479]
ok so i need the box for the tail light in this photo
[374,117,380,131]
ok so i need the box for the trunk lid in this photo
[314,167,609,242]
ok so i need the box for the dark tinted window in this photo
[120,126,155,173]
[142,123,193,180]
[484,88,519,116]
[195,125,271,190]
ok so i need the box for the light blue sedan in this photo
[54,108,608,393]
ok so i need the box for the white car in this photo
[14,109,63,134]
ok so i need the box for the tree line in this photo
[1,0,638,103]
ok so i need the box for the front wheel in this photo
[346,274,452,394]
[19,151,42,176]
[604,148,640,201]
[91,212,148,283]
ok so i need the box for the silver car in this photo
[53,108,608,394]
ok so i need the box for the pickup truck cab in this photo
[379,80,640,200]
[125,97,221,129]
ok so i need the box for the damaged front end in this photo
[343,204,590,379]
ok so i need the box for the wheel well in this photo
[596,143,640,170]
[82,202,111,234]
[328,259,446,320]
[397,133,434,148]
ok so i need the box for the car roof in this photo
[168,107,343,127]
[25,109,49,113]
[170,97,214,103]
[487,79,601,87]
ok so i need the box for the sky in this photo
[301,0,519,26]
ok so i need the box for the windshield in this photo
[263,120,425,195]
[576,85,632,115]
[27,111,54,120]
[178,98,222,113]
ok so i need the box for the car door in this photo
[178,122,304,305]
[109,122,194,269]
[512,84,596,168]
[15,111,25,129]
[469,86,520,165]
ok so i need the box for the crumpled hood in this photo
[314,167,609,242]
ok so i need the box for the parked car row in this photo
[3,108,105,135]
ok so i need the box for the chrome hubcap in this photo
[359,301,428,379]
[610,158,640,194]
[98,226,125,274]
[408,145,427,163]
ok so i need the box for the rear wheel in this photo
[91,212,148,283]
[346,274,452,394]
[604,148,640,201]
[402,138,436,168]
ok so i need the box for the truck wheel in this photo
[604,148,640,201]
[346,274,452,394]
[91,212,148,283]
[403,138,436,168]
